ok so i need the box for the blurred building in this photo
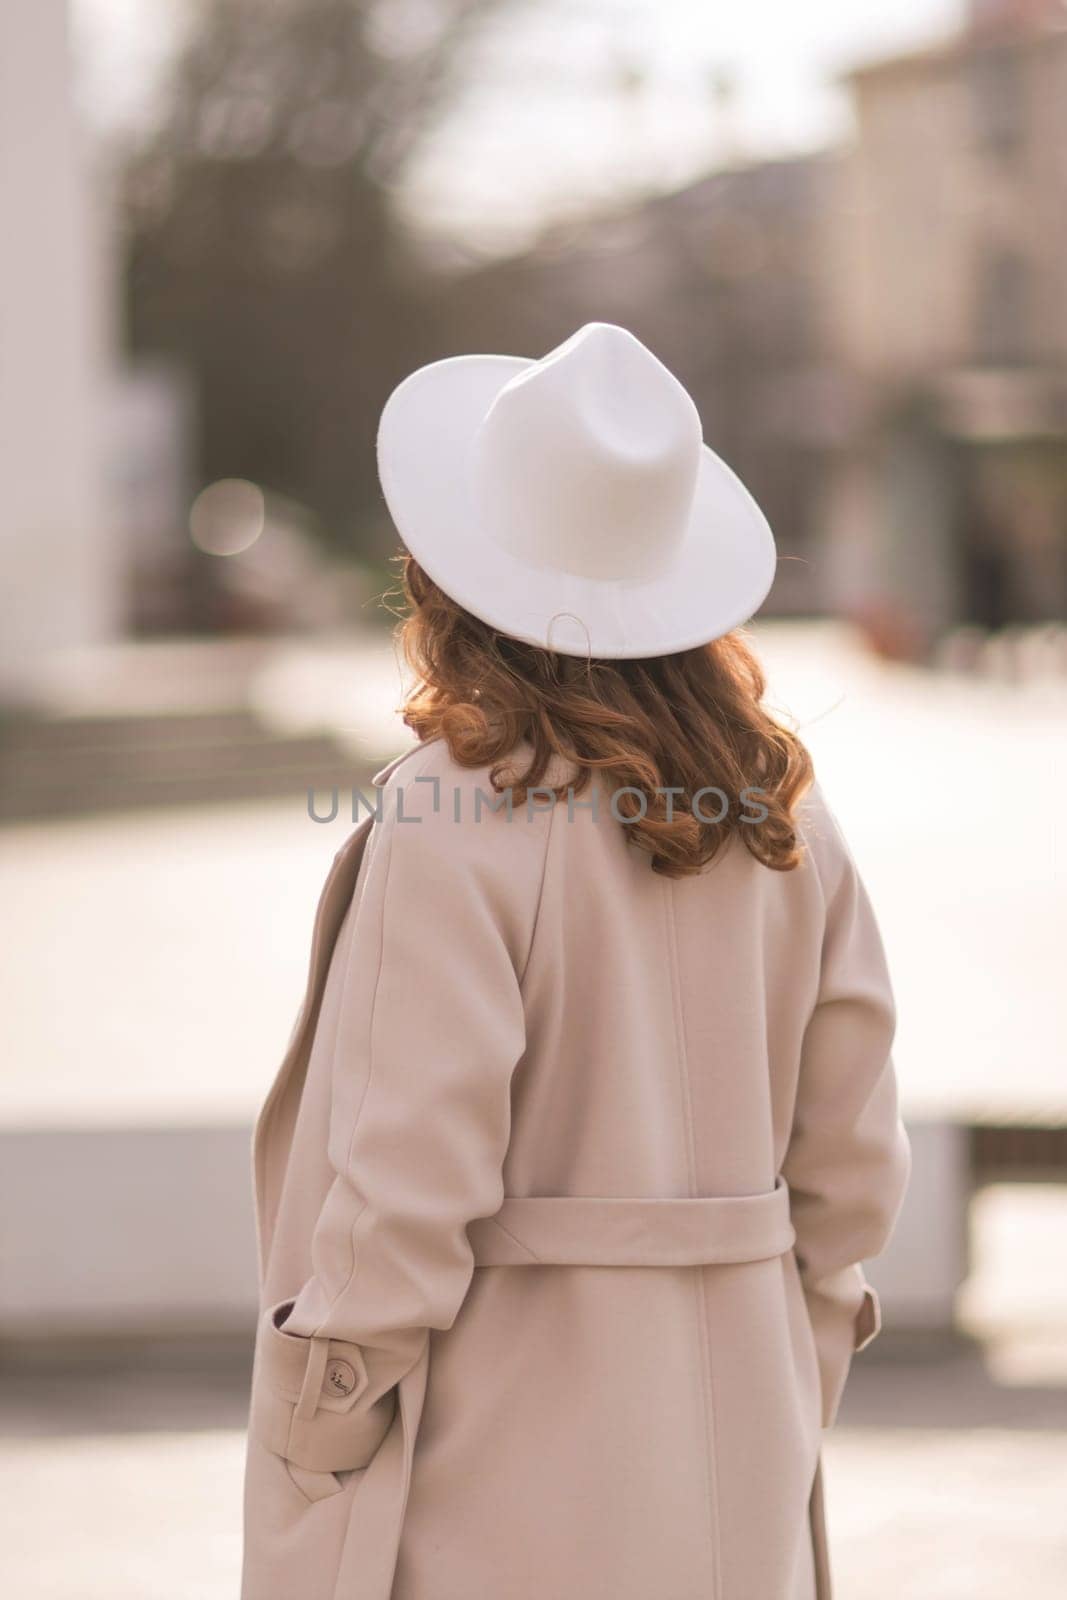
[822,0,1067,648]
[439,0,1067,651]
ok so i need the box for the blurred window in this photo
[975,248,1029,364]
[968,46,1025,160]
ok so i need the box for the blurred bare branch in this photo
[122,0,512,561]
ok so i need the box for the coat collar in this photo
[371,738,436,787]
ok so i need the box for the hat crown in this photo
[472,323,703,581]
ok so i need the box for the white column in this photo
[0,0,119,699]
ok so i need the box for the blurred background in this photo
[1,0,1065,1594]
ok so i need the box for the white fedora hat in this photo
[376,322,776,659]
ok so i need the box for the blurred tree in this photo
[124,0,506,567]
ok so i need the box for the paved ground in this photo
[2,1348,1065,1600]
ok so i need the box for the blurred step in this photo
[1,708,262,752]
[0,707,372,820]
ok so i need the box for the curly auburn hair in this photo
[394,555,813,879]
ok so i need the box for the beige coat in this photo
[241,736,911,1600]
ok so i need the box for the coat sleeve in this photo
[783,790,912,1429]
[247,776,542,1475]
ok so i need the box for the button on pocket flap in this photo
[261,1298,372,1415]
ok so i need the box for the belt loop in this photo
[294,1333,330,1421]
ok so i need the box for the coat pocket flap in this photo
[250,1300,398,1473]
[853,1281,882,1351]
[802,1265,881,1429]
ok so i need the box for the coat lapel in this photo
[251,814,375,1291]
[252,741,423,1289]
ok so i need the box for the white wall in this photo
[0,1118,958,1344]
[0,0,120,698]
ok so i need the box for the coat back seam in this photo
[663,879,723,1600]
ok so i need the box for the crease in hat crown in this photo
[472,322,704,583]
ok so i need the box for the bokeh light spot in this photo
[189,478,266,556]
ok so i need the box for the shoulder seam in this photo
[517,788,557,990]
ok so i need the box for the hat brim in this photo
[376,352,777,659]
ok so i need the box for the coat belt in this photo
[467,1174,794,1267]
